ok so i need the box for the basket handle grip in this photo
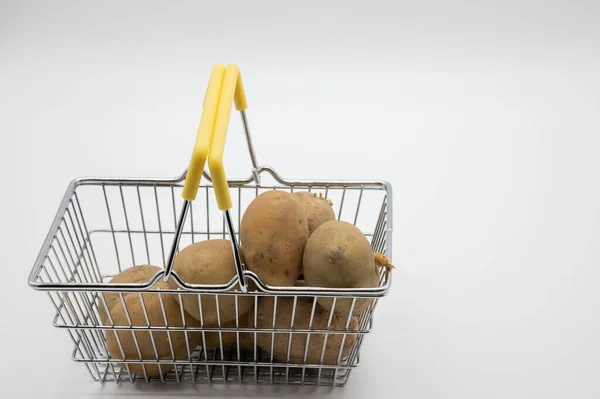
[209,64,248,210]
[181,64,226,201]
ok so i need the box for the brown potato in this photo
[241,190,309,286]
[199,311,254,350]
[303,221,379,315]
[98,265,161,324]
[292,192,336,236]
[105,281,201,378]
[254,296,358,365]
[167,239,253,326]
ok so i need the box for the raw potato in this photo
[254,296,358,365]
[105,281,202,377]
[292,192,335,235]
[98,265,161,324]
[167,239,253,326]
[200,311,254,350]
[303,220,379,315]
[241,190,309,286]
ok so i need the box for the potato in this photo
[98,265,161,324]
[241,190,309,286]
[199,311,254,350]
[292,192,335,235]
[303,220,379,315]
[105,281,202,377]
[167,239,253,326]
[254,296,358,365]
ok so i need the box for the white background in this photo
[1,1,600,398]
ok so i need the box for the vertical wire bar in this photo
[209,347,218,382]
[318,297,337,386]
[197,294,211,380]
[190,201,195,243]
[65,206,94,284]
[73,192,102,282]
[119,185,136,265]
[55,240,94,336]
[285,296,298,384]
[139,293,164,382]
[51,242,72,282]
[99,361,110,383]
[372,219,387,254]
[253,295,258,383]
[324,186,329,200]
[116,293,135,380]
[51,254,100,352]
[301,296,318,384]
[158,293,180,383]
[136,293,155,383]
[226,345,234,382]
[59,223,103,345]
[154,185,166,266]
[46,288,97,378]
[64,218,96,313]
[372,199,387,252]
[56,228,81,283]
[206,187,211,240]
[270,296,278,384]
[46,292,96,380]
[353,186,364,225]
[178,293,196,383]
[337,186,347,221]
[136,186,151,265]
[215,295,227,381]
[48,248,69,285]
[99,292,118,365]
[64,291,103,376]
[333,298,357,384]
[123,293,149,382]
[235,296,242,382]
[370,199,387,251]
[78,290,105,349]
[102,184,122,272]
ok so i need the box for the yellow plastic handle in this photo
[209,64,248,210]
[181,65,225,201]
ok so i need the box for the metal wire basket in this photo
[27,65,393,387]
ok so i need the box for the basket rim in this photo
[27,165,393,295]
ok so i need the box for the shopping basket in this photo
[27,64,393,387]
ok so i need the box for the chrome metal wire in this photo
[29,168,392,387]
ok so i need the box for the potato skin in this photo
[105,281,202,378]
[241,191,309,286]
[303,220,379,315]
[199,311,254,350]
[292,192,336,236]
[99,265,161,324]
[167,239,253,325]
[254,296,358,365]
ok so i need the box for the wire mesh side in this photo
[67,290,369,387]
[32,176,390,387]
